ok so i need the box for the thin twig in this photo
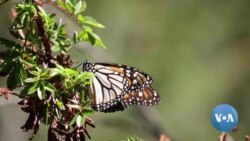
[0,87,19,100]
[0,0,9,5]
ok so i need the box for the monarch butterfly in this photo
[83,60,160,112]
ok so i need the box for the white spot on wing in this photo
[133,72,138,77]
[138,92,143,97]
[154,91,158,96]
[133,79,137,84]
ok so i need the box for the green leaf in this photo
[76,115,85,127]
[0,61,13,76]
[83,108,94,116]
[18,62,27,84]
[73,1,82,15]
[44,81,56,94]
[55,0,67,10]
[65,0,74,14]
[0,48,20,60]
[51,41,61,52]
[7,69,19,89]
[79,90,87,103]
[20,85,30,98]
[73,31,78,43]
[77,15,84,22]
[37,6,47,17]
[78,15,105,28]
[56,101,65,110]
[69,0,77,5]
[55,64,64,70]
[9,30,24,40]
[19,57,36,68]
[27,81,39,95]
[24,77,39,83]
[64,68,78,75]
[80,1,87,13]
[49,70,60,77]
[0,37,22,49]
[87,32,96,46]
[85,28,106,48]
[70,113,79,126]
[37,86,42,99]
[94,36,106,49]
[37,82,45,100]
[29,70,41,76]
[7,62,26,89]
[40,70,50,78]
[66,104,81,109]
[13,11,29,29]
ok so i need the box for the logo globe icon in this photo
[210,104,238,132]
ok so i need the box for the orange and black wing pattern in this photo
[83,61,160,113]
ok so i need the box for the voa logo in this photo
[210,104,238,132]
[214,113,235,123]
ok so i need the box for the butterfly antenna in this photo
[74,45,89,59]
[72,45,92,70]
[73,62,83,69]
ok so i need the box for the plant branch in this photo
[137,107,173,140]
[0,87,19,100]
[32,0,54,67]
[0,0,9,5]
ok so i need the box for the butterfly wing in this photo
[85,62,129,112]
[83,61,160,112]
[122,87,160,108]
[102,101,125,113]
[96,63,153,92]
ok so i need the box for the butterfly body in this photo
[83,61,160,112]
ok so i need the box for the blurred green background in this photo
[1,0,250,141]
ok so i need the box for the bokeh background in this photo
[1,0,250,141]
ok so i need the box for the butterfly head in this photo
[83,60,94,71]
